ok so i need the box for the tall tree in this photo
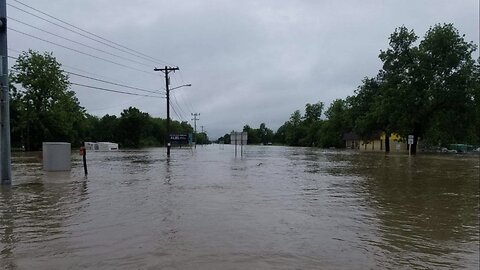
[378,26,419,152]
[10,50,85,150]
[117,107,150,147]
[319,99,351,148]
[303,102,324,146]
[285,110,305,146]
[417,24,478,147]
[258,123,274,145]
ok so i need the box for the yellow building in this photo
[359,132,408,152]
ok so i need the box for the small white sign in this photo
[408,135,414,145]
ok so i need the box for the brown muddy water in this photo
[0,145,479,269]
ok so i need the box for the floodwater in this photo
[0,145,479,269]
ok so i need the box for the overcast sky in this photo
[7,0,479,139]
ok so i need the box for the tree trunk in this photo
[385,132,390,153]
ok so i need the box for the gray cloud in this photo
[8,0,479,138]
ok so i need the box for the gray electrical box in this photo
[42,142,71,171]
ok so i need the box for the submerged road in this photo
[1,145,479,269]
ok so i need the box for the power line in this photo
[9,27,156,76]
[8,67,164,98]
[9,49,161,97]
[66,71,160,95]
[179,88,196,114]
[8,16,153,68]
[170,103,182,121]
[171,99,185,121]
[168,74,195,115]
[172,93,187,119]
[9,48,146,88]
[177,90,194,114]
[9,1,173,66]
[71,82,165,98]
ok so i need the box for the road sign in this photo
[230,132,248,145]
[408,135,414,145]
[230,131,248,158]
[170,134,190,145]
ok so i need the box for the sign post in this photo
[230,131,248,158]
[408,135,414,156]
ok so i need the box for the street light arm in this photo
[170,84,192,91]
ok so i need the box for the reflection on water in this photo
[0,146,478,269]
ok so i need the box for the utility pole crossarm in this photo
[154,66,179,72]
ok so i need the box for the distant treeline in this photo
[219,24,480,153]
[9,50,194,151]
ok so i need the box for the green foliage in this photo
[319,99,351,147]
[233,24,480,150]
[242,123,274,145]
[195,132,209,144]
[379,24,479,149]
[217,133,231,144]
[10,50,86,150]
[118,107,150,147]
[8,50,195,150]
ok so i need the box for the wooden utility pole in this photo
[191,113,199,148]
[0,0,11,185]
[154,66,179,157]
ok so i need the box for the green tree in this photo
[318,99,351,148]
[117,107,150,147]
[303,102,324,146]
[220,133,231,144]
[416,24,478,147]
[10,50,85,150]
[243,124,261,144]
[377,24,478,153]
[377,26,419,152]
[284,110,304,146]
[258,123,274,145]
[95,114,119,142]
[349,77,397,151]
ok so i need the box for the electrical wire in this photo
[9,27,156,76]
[172,100,185,121]
[9,49,162,96]
[71,82,165,98]
[8,1,173,66]
[8,64,164,99]
[8,48,153,89]
[8,16,153,68]
[66,71,161,95]
[172,93,187,119]
[170,103,183,121]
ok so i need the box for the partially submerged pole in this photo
[0,0,12,185]
[81,142,88,175]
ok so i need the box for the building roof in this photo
[343,132,359,140]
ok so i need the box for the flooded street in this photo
[1,146,479,269]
